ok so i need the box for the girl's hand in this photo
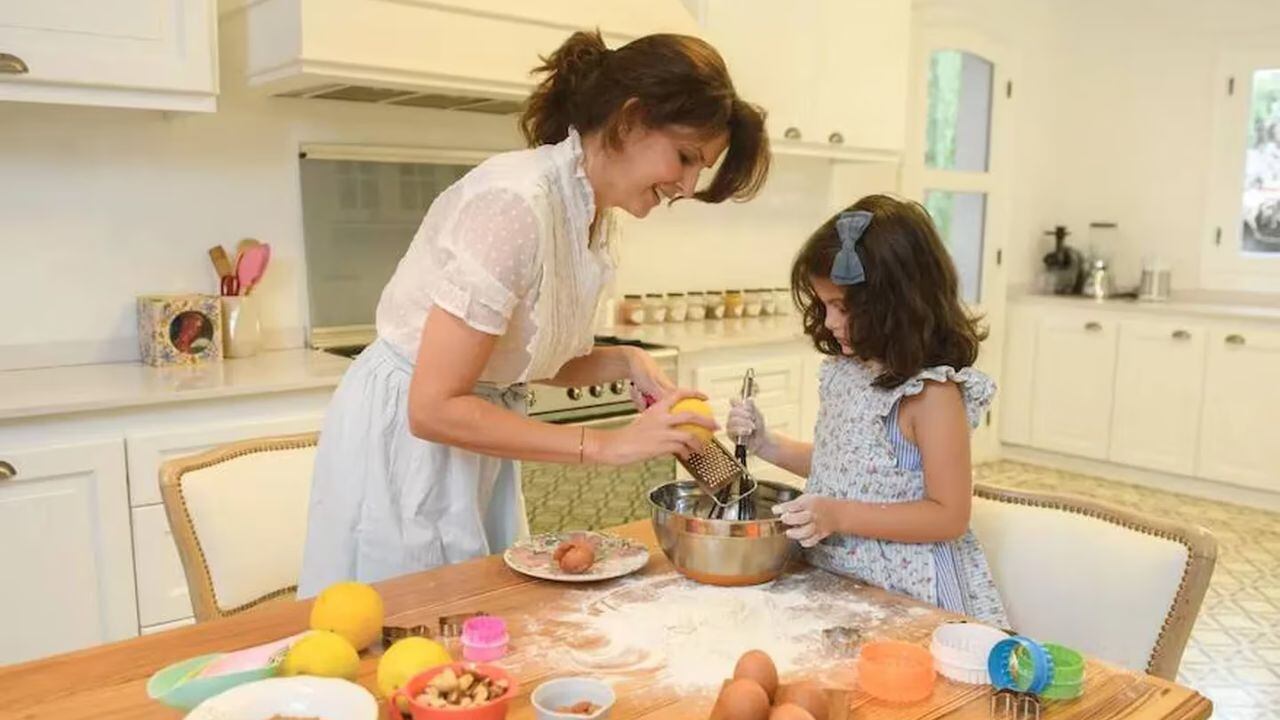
[772,495,844,548]
[726,398,774,456]
[626,347,676,409]
[592,389,717,465]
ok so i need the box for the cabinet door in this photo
[1029,313,1118,459]
[0,439,136,664]
[693,357,804,413]
[800,354,824,442]
[1109,320,1207,475]
[133,504,193,628]
[1197,326,1280,490]
[702,0,816,141]
[814,0,910,152]
[0,0,216,111]
[999,305,1037,446]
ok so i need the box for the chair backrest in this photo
[970,483,1216,680]
[160,432,318,621]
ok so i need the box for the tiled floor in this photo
[975,461,1280,720]
[524,460,1280,719]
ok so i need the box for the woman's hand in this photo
[772,495,845,548]
[625,347,676,409]
[588,389,717,466]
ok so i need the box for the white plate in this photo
[504,531,649,583]
[186,676,377,720]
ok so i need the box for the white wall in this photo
[0,14,897,371]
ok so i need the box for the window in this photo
[1241,68,1280,255]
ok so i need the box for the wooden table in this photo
[0,522,1211,720]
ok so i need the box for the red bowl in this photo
[390,662,518,720]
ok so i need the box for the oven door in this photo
[521,409,676,534]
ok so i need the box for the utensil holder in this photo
[221,296,262,359]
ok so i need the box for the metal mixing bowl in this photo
[649,479,802,586]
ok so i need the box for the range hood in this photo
[237,0,701,113]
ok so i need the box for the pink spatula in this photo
[236,242,271,295]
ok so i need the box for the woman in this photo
[299,30,771,596]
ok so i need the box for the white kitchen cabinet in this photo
[1197,325,1280,491]
[1029,312,1118,460]
[0,439,136,664]
[0,0,217,112]
[702,0,909,158]
[800,354,824,442]
[693,356,804,412]
[133,504,194,630]
[1109,320,1207,475]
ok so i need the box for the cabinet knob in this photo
[0,460,15,480]
[526,389,537,408]
[0,53,28,75]
[566,387,583,401]
[828,132,844,145]
[1225,333,1246,346]
[1084,321,1103,332]
[783,126,802,141]
[1171,329,1191,340]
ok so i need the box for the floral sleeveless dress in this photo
[803,358,1009,627]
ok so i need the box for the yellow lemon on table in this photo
[377,637,452,709]
[280,630,360,681]
[310,581,384,651]
[670,397,715,443]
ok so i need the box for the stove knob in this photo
[527,389,537,408]
[609,380,628,395]
[567,387,583,401]
[588,384,604,398]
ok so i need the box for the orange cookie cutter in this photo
[857,640,936,703]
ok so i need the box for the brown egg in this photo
[711,678,771,720]
[768,703,816,720]
[775,682,828,720]
[733,650,779,701]
[558,545,595,574]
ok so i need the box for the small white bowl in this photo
[185,676,377,720]
[531,677,616,720]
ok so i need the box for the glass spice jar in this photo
[705,291,726,319]
[644,293,667,323]
[621,294,646,325]
[666,292,688,322]
[686,291,707,321]
[743,289,763,317]
[773,288,791,315]
[760,287,777,316]
[724,289,745,318]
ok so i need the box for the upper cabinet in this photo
[702,0,910,161]
[0,0,217,112]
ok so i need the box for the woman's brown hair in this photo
[790,194,987,388]
[520,30,769,203]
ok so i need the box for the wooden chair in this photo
[971,483,1217,680]
[160,432,318,621]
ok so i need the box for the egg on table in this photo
[711,678,771,720]
[732,649,779,701]
[775,681,828,720]
[769,703,817,720]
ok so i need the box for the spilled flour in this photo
[510,568,926,693]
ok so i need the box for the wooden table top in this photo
[0,522,1212,720]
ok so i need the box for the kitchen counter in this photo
[0,349,350,421]
[605,315,808,353]
[1010,287,1280,322]
[0,521,1212,720]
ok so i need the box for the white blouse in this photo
[375,129,615,385]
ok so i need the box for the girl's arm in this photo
[775,381,973,546]
[407,309,713,465]
[756,433,815,479]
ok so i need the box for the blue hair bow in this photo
[831,210,872,285]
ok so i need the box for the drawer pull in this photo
[828,131,845,145]
[1084,321,1103,332]
[0,53,28,75]
[1171,329,1191,340]
[1225,334,1246,346]
[784,126,802,141]
[0,460,15,480]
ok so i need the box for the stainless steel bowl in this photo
[649,479,802,586]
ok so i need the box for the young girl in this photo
[727,194,1007,625]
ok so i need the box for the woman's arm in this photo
[408,310,714,464]
[774,381,973,546]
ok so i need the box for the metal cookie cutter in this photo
[991,689,1041,720]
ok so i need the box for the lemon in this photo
[310,581,384,651]
[670,397,715,443]
[280,630,360,680]
[377,637,452,709]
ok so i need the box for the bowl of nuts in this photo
[389,662,517,720]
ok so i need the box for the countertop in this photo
[1010,287,1280,322]
[0,349,350,421]
[604,315,809,353]
[0,521,1212,720]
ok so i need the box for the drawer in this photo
[133,504,194,627]
[141,617,195,636]
[694,357,803,410]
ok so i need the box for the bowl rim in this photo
[398,661,518,711]
[530,676,617,719]
[648,479,802,537]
